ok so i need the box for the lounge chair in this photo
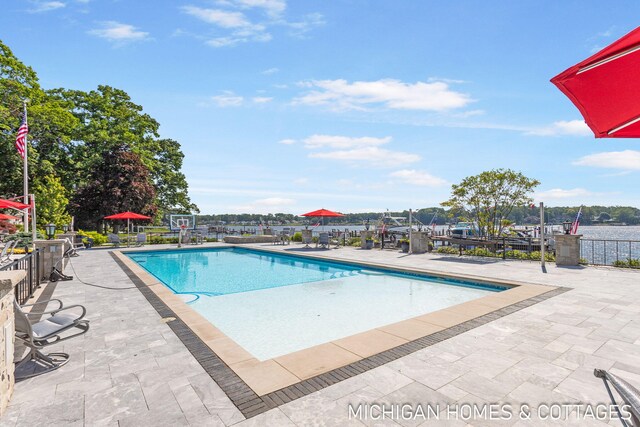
[107,233,120,247]
[317,232,330,249]
[62,238,81,258]
[13,298,89,380]
[0,239,18,264]
[135,233,146,246]
[301,230,313,248]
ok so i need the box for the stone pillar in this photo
[0,270,26,416]
[34,239,66,280]
[360,230,374,249]
[410,231,430,254]
[554,234,582,266]
[56,232,77,252]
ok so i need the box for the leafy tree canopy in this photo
[441,169,540,237]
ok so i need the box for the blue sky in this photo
[2,1,640,214]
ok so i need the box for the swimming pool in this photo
[127,247,506,360]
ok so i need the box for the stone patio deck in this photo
[3,243,640,426]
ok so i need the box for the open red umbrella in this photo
[104,211,151,247]
[0,198,30,210]
[551,26,640,138]
[301,208,344,231]
[0,214,19,221]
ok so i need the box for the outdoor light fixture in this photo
[562,221,572,235]
[45,223,56,239]
[62,224,69,233]
[365,218,370,231]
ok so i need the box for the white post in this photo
[539,202,545,268]
[408,208,413,255]
[30,194,36,246]
[22,100,29,233]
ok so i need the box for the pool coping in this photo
[111,245,570,418]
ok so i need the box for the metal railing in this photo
[0,248,42,304]
[580,239,640,267]
[433,236,555,261]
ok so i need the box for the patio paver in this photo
[3,242,638,426]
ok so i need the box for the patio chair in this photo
[301,230,313,248]
[317,232,330,249]
[13,298,89,380]
[135,233,147,246]
[62,238,81,258]
[107,233,120,247]
[0,239,18,264]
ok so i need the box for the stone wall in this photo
[0,270,26,416]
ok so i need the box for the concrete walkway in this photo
[3,243,640,426]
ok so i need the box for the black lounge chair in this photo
[14,298,89,380]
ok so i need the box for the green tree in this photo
[70,148,157,231]
[51,86,196,214]
[442,169,540,237]
[33,173,72,228]
[0,40,78,198]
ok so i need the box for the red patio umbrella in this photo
[301,208,345,231]
[551,26,640,138]
[0,213,19,221]
[0,198,30,210]
[104,211,152,247]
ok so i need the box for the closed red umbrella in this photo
[0,214,19,221]
[104,212,152,247]
[301,208,344,231]
[551,26,640,138]
[0,198,30,210]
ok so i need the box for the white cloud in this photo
[293,177,308,185]
[252,96,273,103]
[526,120,592,137]
[573,150,640,170]
[28,1,65,12]
[234,0,286,17]
[210,91,244,107]
[182,6,251,28]
[293,78,472,112]
[535,188,594,200]
[88,21,150,43]
[285,13,325,36]
[261,67,279,75]
[302,135,392,149]
[309,147,420,168]
[389,169,447,187]
[278,138,296,145]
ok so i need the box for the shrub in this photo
[579,258,589,265]
[148,235,166,245]
[204,237,218,243]
[529,251,555,262]
[504,250,530,260]
[291,232,302,242]
[613,258,640,269]
[0,220,17,234]
[436,246,459,254]
[349,237,361,247]
[464,248,496,257]
[79,230,107,246]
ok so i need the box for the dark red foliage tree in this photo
[70,148,157,231]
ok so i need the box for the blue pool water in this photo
[127,247,505,360]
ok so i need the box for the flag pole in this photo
[22,100,29,234]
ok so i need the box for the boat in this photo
[449,222,480,239]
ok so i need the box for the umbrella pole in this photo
[127,218,130,248]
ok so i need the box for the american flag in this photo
[15,106,28,159]
[571,207,582,234]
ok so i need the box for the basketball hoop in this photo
[181,224,186,230]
